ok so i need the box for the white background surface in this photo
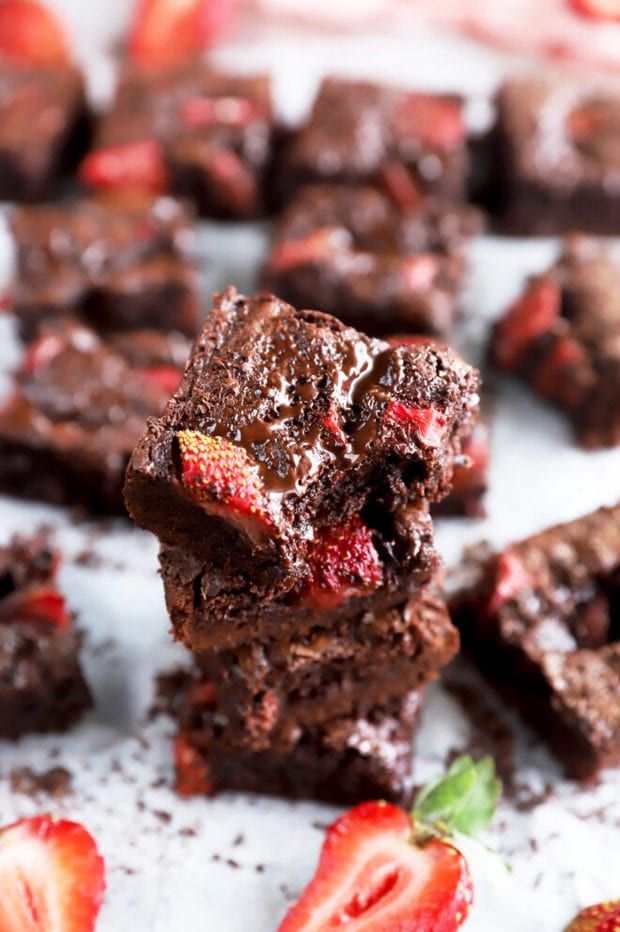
[0,5,619,930]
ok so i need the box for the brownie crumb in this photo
[255,864,266,873]
[152,809,172,824]
[232,833,244,847]
[10,766,72,798]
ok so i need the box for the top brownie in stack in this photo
[81,58,277,219]
[124,287,480,584]
[280,78,468,202]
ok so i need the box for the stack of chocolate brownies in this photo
[124,286,480,804]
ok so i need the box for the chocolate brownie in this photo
[158,500,439,651]
[0,325,189,514]
[280,78,468,203]
[0,534,91,738]
[261,184,482,336]
[82,59,277,219]
[491,236,620,449]
[124,287,480,580]
[195,589,457,749]
[0,61,90,202]
[492,75,620,235]
[451,503,620,780]
[174,677,421,805]
[10,193,200,342]
[434,415,489,518]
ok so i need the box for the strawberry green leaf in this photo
[412,755,501,839]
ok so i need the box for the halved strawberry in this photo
[486,550,532,616]
[531,336,587,407]
[384,399,447,448]
[394,94,465,151]
[302,516,383,609]
[0,587,71,630]
[321,401,347,446]
[570,0,620,22]
[268,227,343,273]
[0,0,70,66]
[380,162,424,209]
[138,365,182,396]
[176,430,272,529]
[79,140,168,193]
[174,734,214,796]
[0,815,105,932]
[278,801,472,932]
[128,0,234,68]
[493,278,562,371]
[565,900,620,931]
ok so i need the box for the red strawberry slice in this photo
[321,401,347,446]
[21,332,65,374]
[0,0,70,66]
[174,734,214,796]
[401,254,441,293]
[394,94,465,151]
[268,227,344,273]
[486,550,532,616]
[128,0,234,67]
[79,140,168,194]
[0,815,105,932]
[565,899,620,931]
[176,430,272,530]
[277,800,472,932]
[531,335,587,405]
[179,95,262,129]
[384,400,447,448]
[380,162,424,209]
[570,0,620,22]
[138,365,182,396]
[0,587,71,631]
[493,278,562,371]
[302,516,382,609]
[205,149,256,213]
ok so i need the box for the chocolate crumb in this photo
[10,766,72,798]
[226,859,240,869]
[255,864,266,873]
[514,782,554,812]
[311,821,330,832]
[153,810,172,824]
[232,833,244,847]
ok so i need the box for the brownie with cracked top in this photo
[451,503,620,780]
[492,236,620,449]
[174,676,421,805]
[0,60,90,201]
[81,58,277,219]
[280,78,468,203]
[10,193,199,342]
[0,534,91,738]
[0,324,189,514]
[124,288,480,582]
[492,75,620,235]
[261,184,482,336]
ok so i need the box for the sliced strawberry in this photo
[278,801,472,932]
[0,292,13,313]
[174,734,214,796]
[384,400,447,447]
[570,0,620,22]
[21,332,65,374]
[486,550,532,616]
[176,429,272,529]
[0,587,71,631]
[394,93,465,151]
[79,140,168,194]
[0,0,70,66]
[302,516,382,609]
[179,95,262,129]
[128,0,234,67]
[138,365,182,396]
[401,254,440,292]
[565,900,620,931]
[493,278,562,371]
[531,335,587,405]
[268,227,342,273]
[380,162,424,209]
[321,401,347,446]
[204,149,256,213]
[0,815,105,932]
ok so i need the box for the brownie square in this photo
[10,193,200,342]
[174,674,421,805]
[493,75,620,235]
[280,78,468,202]
[0,61,90,202]
[0,324,189,514]
[491,236,620,449]
[84,59,277,219]
[261,184,481,336]
[0,534,91,738]
[124,287,480,580]
[451,503,620,780]
[196,588,457,750]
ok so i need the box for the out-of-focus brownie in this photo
[492,75,620,235]
[0,61,90,202]
[81,59,277,219]
[196,589,457,749]
[0,325,189,514]
[434,416,489,518]
[173,676,421,805]
[280,78,468,203]
[261,184,482,336]
[124,287,480,580]
[451,503,620,780]
[0,534,91,738]
[10,193,200,341]
[158,501,439,651]
[492,236,620,449]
